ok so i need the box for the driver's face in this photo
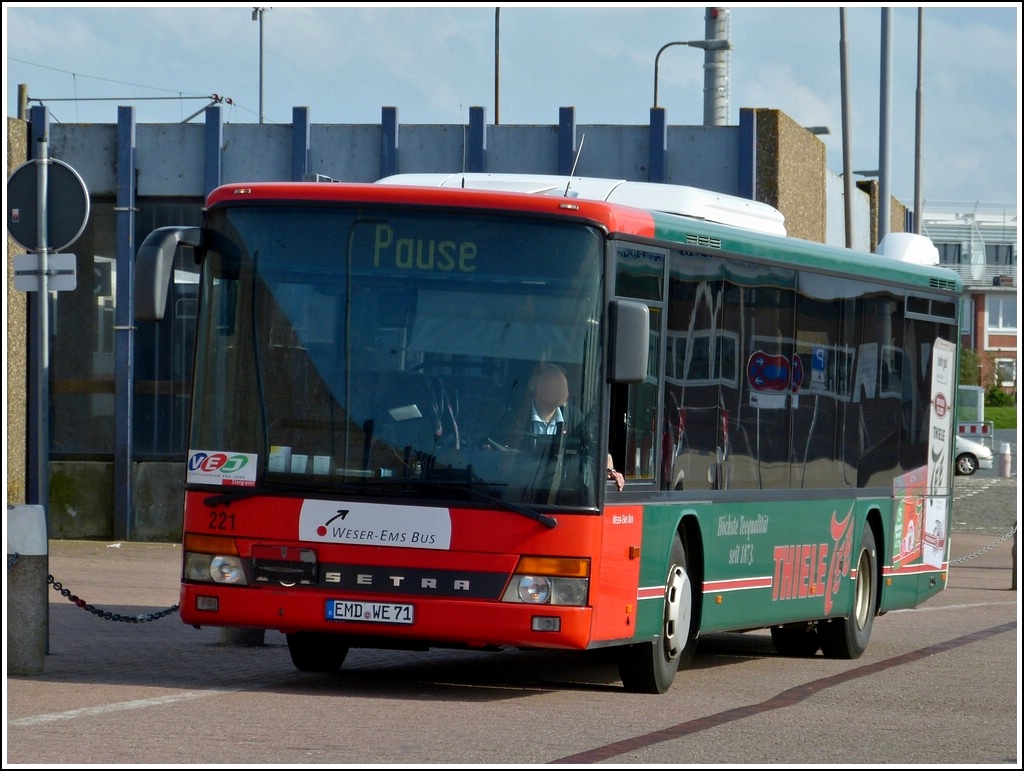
[534,368,569,409]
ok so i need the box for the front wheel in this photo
[286,632,349,672]
[617,535,698,694]
[955,453,978,476]
[819,525,877,659]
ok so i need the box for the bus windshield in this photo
[189,204,607,508]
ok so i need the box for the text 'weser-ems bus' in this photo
[135,173,963,694]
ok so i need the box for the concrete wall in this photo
[855,178,909,253]
[6,117,29,506]
[41,106,875,243]
[47,461,183,541]
[825,172,873,253]
[49,113,745,201]
[747,108,827,244]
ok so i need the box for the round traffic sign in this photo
[7,157,90,253]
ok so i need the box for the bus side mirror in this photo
[608,299,649,383]
[135,226,201,321]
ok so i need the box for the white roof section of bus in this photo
[375,172,788,236]
[876,231,940,265]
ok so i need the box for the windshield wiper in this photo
[421,479,557,529]
[466,486,558,529]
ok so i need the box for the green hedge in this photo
[984,406,1017,430]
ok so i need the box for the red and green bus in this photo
[135,173,962,693]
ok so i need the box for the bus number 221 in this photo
[207,509,236,531]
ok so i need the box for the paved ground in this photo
[5,470,1018,765]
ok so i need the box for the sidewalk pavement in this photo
[6,476,1018,686]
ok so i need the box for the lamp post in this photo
[252,7,269,124]
[494,8,500,125]
[653,39,730,111]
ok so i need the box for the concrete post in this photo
[999,443,1013,478]
[6,504,49,675]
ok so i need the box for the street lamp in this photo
[653,39,730,110]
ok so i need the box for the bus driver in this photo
[525,362,625,491]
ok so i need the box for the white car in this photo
[954,435,995,476]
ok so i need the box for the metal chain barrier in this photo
[47,574,180,623]
[949,523,1018,566]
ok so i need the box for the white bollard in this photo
[6,504,49,675]
[999,443,1013,478]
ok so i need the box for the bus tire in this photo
[770,623,821,657]
[617,535,697,694]
[819,525,877,659]
[286,632,349,672]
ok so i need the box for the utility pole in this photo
[252,7,270,123]
[913,8,924,234]
[839,8,854,248]
[494,8,500,125]
[878,8,893,240]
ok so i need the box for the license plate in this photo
[326,599,414,625]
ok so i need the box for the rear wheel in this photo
[819,525,877,659]
[617,535,698,694]
[286,632,350,672]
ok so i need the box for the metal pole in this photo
[34,132,52,656]
[113,106,137,542]
[653,42,678,108]
[1011,523,1017,591]
[654,39,730,111]
[913,8,924,234]
[34,137,51,504]
[259,10,264,123]
[494,8,500,125]
[839,9,854,248]
[253,7,266,124]
[878,8,893,240]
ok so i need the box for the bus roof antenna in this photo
[564,134,586,197]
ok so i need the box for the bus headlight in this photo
[184,552,248,585]
[500,556,590,607]
[549,577,588,606]
[502,575,588,606]
[515,575,551,603]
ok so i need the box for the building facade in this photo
[920,205,1018,394]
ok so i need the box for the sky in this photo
[3,3,1021,208]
